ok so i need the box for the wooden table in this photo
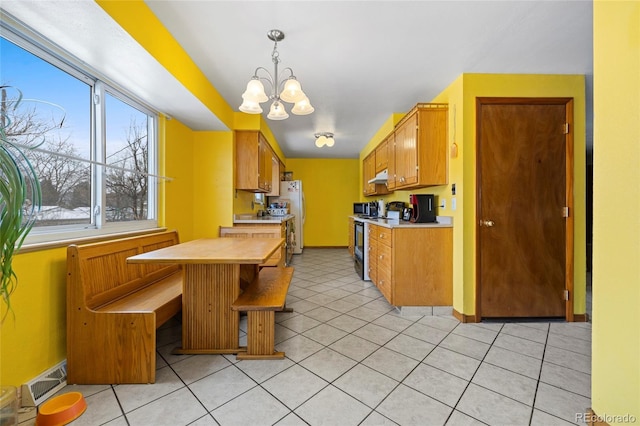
[127,237,284,355]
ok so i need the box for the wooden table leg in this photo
[174,263,246,354]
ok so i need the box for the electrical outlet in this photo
[440,199,446,209]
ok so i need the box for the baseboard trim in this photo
[452,309,590,323]
[304,246,348,249]
[573,313,590,322]
[453,309,478,323]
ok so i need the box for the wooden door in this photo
[395,113,418,188]
[258,136,271,191]
[477,98,573,319]
[375,139,388,172]
[387,133,396,190]
[363,152,376,195]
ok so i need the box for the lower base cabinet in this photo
[368,224,452,306]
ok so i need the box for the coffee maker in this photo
[409,194,436,223]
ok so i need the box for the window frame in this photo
[1,21,160,246]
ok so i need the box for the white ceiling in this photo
[1,1,593,159]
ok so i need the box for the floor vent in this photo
[21,360,67,407]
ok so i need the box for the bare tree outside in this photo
[29,136,89,208]
[105,117,148,222]
[2,93,149,226]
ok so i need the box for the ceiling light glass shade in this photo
[239,98,263,114]
[267,101,289,120]
[325,136,335,147]
[241,78,268,103]
[280,78,305,103]
[315,135,327,148]
[291,96,314,115]
[240,30,312,120]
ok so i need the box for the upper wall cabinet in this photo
[363,151,376,196]
[235,130,274,193]
[363,103,448,195]
[375,139,388,173]
[265,154,282,197]
[363,150,391,197]
[386,132,396,191]
[393,103,448,189]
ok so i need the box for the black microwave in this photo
[353,202,377,217]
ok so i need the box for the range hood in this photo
[368,169,388,184]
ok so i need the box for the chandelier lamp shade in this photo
[239,30,314,120]
[315,132,335,148]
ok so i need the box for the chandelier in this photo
[239,29,314,120]
[315,132,335,148]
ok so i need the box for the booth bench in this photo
[66,231,182,384]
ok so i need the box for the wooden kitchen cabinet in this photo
[386,133,397,191]
[363,149,390,197]
[393,103,448,189]
[368,223,452,306]
[265,150,282,197]
[363,151,376,196]
[235,130,273,193]
[362,103,447,195]
[394,112,419,187]
[375,139,388,172]
[367,228,378,287]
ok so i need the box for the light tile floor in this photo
[33,248,592,426]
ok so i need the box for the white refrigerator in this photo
[280,180,305,254]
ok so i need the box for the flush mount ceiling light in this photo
[315,132,335,148]
[239,29,314,120]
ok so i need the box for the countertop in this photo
[351,215,453,228]
[233,214,295,224]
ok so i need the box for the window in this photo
[1,28,158,244]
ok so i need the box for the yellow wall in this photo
[359,74,587,317]
[592,1,640,420]
[163,117,196,241]
[0,248,67,385]
[193,131,235,237]
[285,159,360,247]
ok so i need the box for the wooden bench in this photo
[232,266,294,360]
[66,231,183,384]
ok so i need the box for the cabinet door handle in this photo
[379,234,384,238]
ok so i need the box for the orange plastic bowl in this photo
[36,392,87,426]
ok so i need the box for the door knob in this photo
[480,220,495,227]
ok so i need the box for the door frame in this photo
[475,97,574,321]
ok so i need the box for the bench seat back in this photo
[68,231,180,310]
